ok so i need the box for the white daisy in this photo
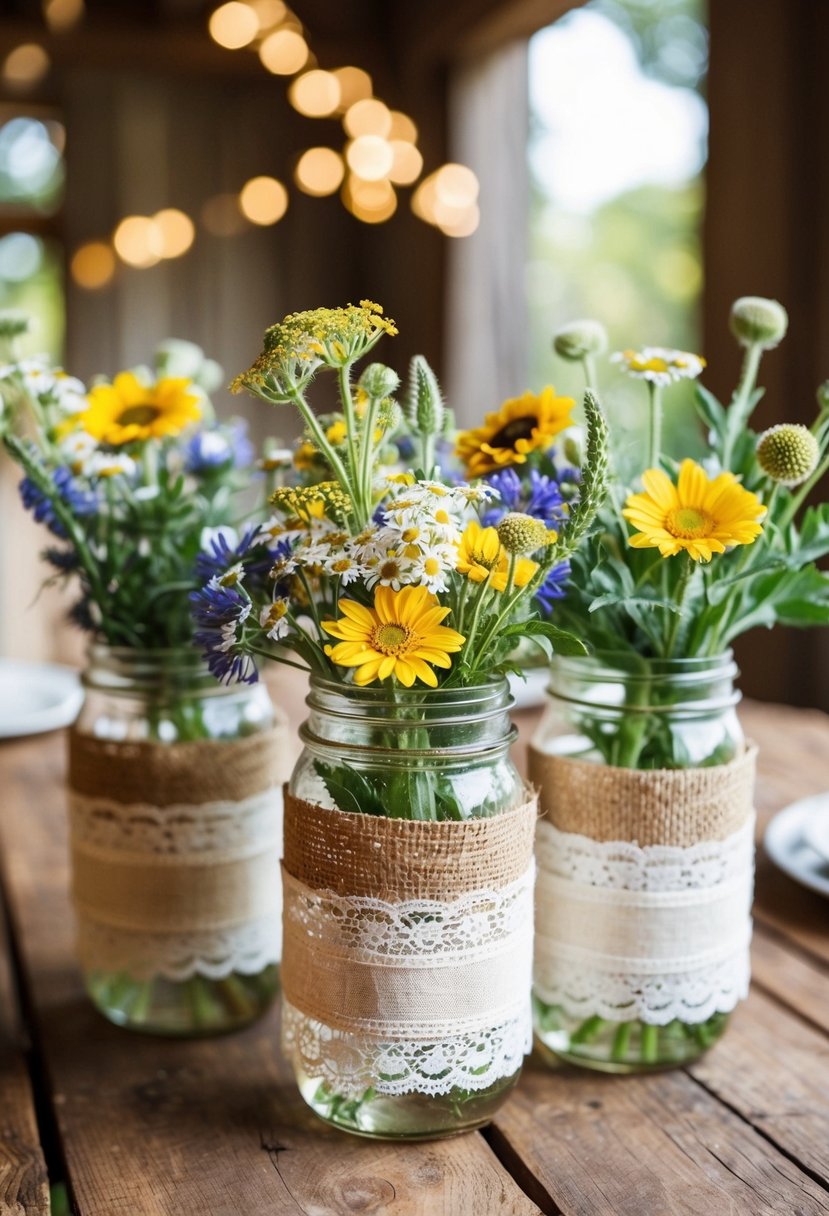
[259,598,290,642]
[611,347,706,386]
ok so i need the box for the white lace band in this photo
[534,817,755,1025]
[280,864,535,1096]
[69,788,284,982]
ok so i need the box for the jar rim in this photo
[551,648,739,680]
[306,672,512,708]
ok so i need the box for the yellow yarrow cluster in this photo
[270,481,353,525]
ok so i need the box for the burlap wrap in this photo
[68,722,289,973]
[528,743,757,846]
[281,792,537,1037]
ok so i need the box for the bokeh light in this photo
[388,140,423,186]
[0,232,43,280]
[288,70,341,117]
[113,216,162,268]
[43,0,85,32]
[332,67,372,113]
[388,112,418,143]
[3,45,51,91]
[70,241,116,290]
[343,98,391,138]
[434,163,479,208]
[208,2,259,49]
[343,176,397,223]
[346,135,393,182]
[153,208,195,258]
[259,28,308,74]
[294,147,344,196]
[248,0,286,29]
[201,193,249,236]
[239,175,289,224]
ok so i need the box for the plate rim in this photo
[764,794,829,898]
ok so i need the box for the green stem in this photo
[581,354,597,392]
[338,364,362,516]
[663,554,693,658]
[358,393,381,520]
[722,342,763,470]
[611,1021,632,1062]
[640,1023,659,1064]
[778,453,829,529]
[647,382,663,470]
[283,385,351,504]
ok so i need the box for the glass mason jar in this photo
[68,645,282,1036]
[283,676,531,1140]
[531,650,748,1073]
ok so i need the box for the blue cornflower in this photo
[43,546,80,572]
[483,467,567,528]
[190,581,257,684]
[195,524,273,587]
[19,467,97,538]
[186,421,254,474]
[535,560,571,615]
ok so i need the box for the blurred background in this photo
[0,0,826,707]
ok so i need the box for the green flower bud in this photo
[563,435,582,467]
[0,310,31,340]
[360,362,400,400]
[496,512,553,555]
[756,423,819,487]
[552,319,608,362]
[407,354,444,437]
[730,297,788,349]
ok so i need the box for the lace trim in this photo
[534,818,754,1025]
[282,998,531,1099]
[68,788,281,855]
[536,815,755,891]
[76,913,281,982]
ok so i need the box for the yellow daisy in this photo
[623,459,766,562]
[322,585,464,687]
[79,372,201,445]
[455,387,574,477]
[455,520,538,592]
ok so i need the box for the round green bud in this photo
[552,320,608,362]
[563,435,582,467]
[0,310,31,340]
[496,512,553,555]
[729,297,788,349]
[360,362,400,399]
[756,423,819,487]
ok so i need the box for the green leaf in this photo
[314,761,386,816]
[694,384,726,436]
[504,617,587,656]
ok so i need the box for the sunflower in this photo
[623,459,766,562]
[322,585,464,687]
[455,520,537,591]
[455,387,574,477]
[79,372,201,445]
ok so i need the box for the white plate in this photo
[0,659,83,738]
[764,793,829,899]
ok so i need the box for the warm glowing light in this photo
[153,208,195,258]
[294,146,344,196]
[411,176,439,223]
[388,140,423,186]
[208,2,259,49]
[332,66,372,112]
[434,163,479,208]
[259,28,308,74]
[248,0,286,29]
[3,45,50,89]
[201,193,248,236]
[239,175,288,224]
[288,69,340,117]
[70,241,115,290]
[439,204,480,238]
[344,176,397,224]
[343,98,391,138]
[346,135,393,182]
[388,111,417,143]
[113,216,163,269]
[43,0,84,32]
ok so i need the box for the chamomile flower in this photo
[611,347,706,386]
[322,552,365,585]
[85,451,137,480]
[58,430,98,474]
[259,597,290,642]
[364,551,417,591]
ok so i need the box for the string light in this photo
[208,2,259,49]
[239,175,289,224]
[439,204,480,238]
[388,141,422,186]
[289,70,340,117]
[113,216,163,268]
[43,0,84,32]
[259,28,308,74]
[343,98,392,139]
[201,193,249,236]
[3,45,50,89]
[153,209,195,258]
[434,163,479,208]
[248,0,286,29]
[294,147,344,196]
[346,135,394,182]
[388,111,417,143]
[343,177,397,223]
[332,66,372,112]
[70,242,115,290]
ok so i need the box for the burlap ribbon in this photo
[68,722,289,974]
[281,792,537,1038]
[528,743,757,846]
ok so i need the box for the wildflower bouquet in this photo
[546,295,829,768]
[530,296,827,1075]
[196,301,608,820]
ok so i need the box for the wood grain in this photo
[0,868,49,1215]
[0,733,539,1216]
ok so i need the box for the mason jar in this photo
[68,645,285,1035]
[530,650,754,1072]
[281,675,536,1140]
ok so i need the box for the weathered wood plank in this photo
[0,860,49,1216]
[489,1049,829,1216]
[0,733,540,1216]
[751,926,829,1037]
[690,988,829,1188]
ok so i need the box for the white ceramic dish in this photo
[764,793,829,899]
[0,659,83,738]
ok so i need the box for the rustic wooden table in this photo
[1,684,829,1216]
